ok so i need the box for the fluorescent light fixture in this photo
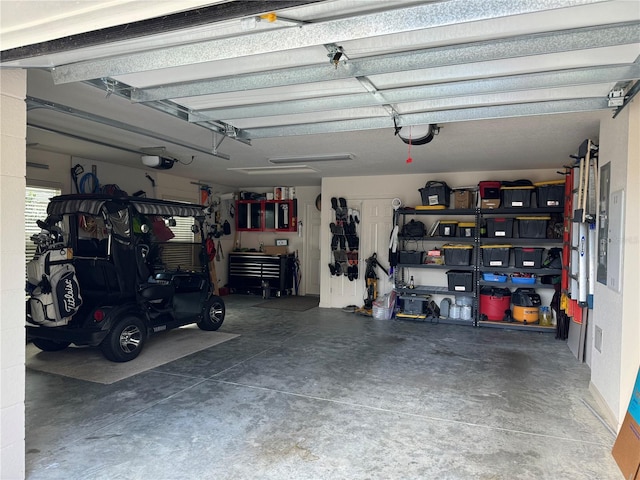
[268,153,354,164]
[227,165,318,175]
[26,161,49,169]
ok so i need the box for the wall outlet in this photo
[595,325,603,353]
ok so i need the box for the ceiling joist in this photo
[242,98,609,138]
[132,22,640,103]
[51,0,610,84]
[26,96,232,160]
[189,63,640,122]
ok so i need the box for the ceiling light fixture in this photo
[26,161,49,170]
[228,165,318,175]
[394,119,440,146]
[268,153,354,165]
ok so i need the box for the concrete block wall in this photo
[1,69,27,479]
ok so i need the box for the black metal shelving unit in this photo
[397,263,475,271]
[395,206,563,330]
[476,206,562,331]
[395,207,478,325]
[477,320,556,332]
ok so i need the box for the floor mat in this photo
[255,295,320,312]
[26,326,239,384]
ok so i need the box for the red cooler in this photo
[480,287,511,321]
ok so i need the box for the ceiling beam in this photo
[26,96,231,160]
[133,22,640,102]
[189,63,640,121]
[84,78,252,146]
[27,123,145,155]
[241,98,610,138]
[51,0,609,84]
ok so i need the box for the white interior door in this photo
[304,203,321,295]
[359,198,395,300]
[323,197,395,308]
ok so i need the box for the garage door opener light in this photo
[268,153,354,164]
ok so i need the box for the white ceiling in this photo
[1,0,639,187]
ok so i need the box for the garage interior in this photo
[1,1,639,478]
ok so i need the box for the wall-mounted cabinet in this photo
[236,199,297,232]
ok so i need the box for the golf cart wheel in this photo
[31,338,71,352]
[101,316,146,362]
[198,295,225,331]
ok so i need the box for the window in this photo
[25,185,61,263]
[161,199,198,271]
[169,216,195,243]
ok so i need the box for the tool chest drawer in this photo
[228,252,294,295]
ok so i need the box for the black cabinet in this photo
[228,252,294,296]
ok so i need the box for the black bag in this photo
[389,249,399,268]
[401,220,426,238]
[542,247,562,269]
[419,181,451,207]
[540,247,562,284]
[501,179,533,187]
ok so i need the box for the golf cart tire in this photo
[101,316,146,362]
[31,338,71,352]
[198,295,225,331]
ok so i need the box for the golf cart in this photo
[26,194,225,362]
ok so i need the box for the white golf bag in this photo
[27,248,82,327]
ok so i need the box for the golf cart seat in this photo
[136,244,175,306]
[138,281,175,303]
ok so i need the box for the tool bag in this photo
[401,219,426,238]
[419,181,451,207]
[27,248,82,327]
[540,247,562,285]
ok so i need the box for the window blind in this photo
[161,200,198,271]
[25,186,61,263]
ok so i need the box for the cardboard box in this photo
[454,190,474,209]
[263,245,289,255]
[481,198,501,209]
[425,249,443,265]
[274,187,288,200]
[613,368,640,480]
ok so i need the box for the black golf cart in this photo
[26,194,225,362]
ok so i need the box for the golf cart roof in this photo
[47,194,206,219]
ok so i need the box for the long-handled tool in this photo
[71,164,84,193]
[355,253,388,316]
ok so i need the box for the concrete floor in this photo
[26,295,621,479]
